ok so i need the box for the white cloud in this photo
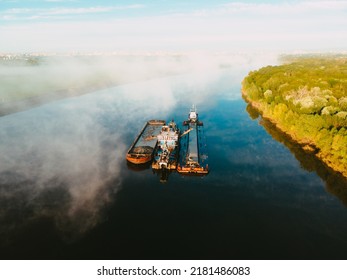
[0,1,346,52]
[185,0,347,22]
[1,4,145,20]
[220,1,347,14]
[6,7,114,15]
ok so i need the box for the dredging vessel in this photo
[177,105,209,174]
[152,120,180,170]
[126,120,166,164]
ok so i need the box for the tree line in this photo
[242,56,347,178]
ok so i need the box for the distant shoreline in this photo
[0,54,190,117]
[0,73,175,117]
[0,83,116,117]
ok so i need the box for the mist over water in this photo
[2,52,347,259]
[1,53,271,239]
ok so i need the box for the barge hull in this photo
[178,107,209,174]
[126,120,166,164]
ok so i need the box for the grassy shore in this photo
[242,55,347,178]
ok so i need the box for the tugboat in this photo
[152,120,180,171]
[177,105,209,174]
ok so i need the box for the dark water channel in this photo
[1,69,347,260]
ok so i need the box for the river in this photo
[1,59,347,259]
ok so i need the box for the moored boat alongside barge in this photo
[152,120,180,170]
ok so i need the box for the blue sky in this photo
[0,0,347,53]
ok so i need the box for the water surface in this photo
[1,67,347,260]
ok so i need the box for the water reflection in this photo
[0,69,237,253]
[126,161,151,172]
[5,55,347,259]
[246,103,260,120]
[151,169,171,183]
[245,105,347,206]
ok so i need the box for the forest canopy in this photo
[242,55,347,178]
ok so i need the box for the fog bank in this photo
[0,52,278,242]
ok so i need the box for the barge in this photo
[152,120,180,170]
[177,105,209,174]
[126,120,166,164]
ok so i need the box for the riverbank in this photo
[242,93,347,178]
[246,103,347,206]
[241,57,347,179]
